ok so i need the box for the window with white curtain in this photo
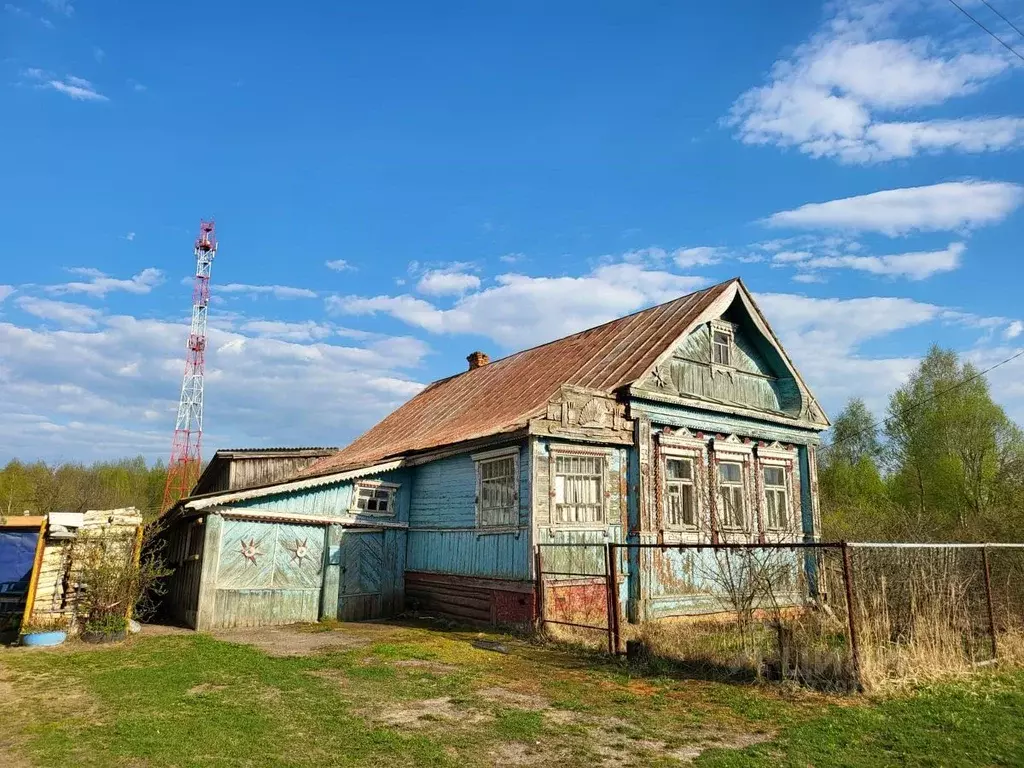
[717,461,745,530]
[664,457,696,529]
[553,454,604,524]
[477,454,518,528]
[763,465,788,531]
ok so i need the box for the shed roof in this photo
[302,278,736,476]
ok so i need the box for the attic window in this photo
[351,481,398,516]
[711,322,734,367]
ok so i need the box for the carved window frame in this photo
[349,479,400,517]
[710,319,736,370]
[712,438,755,542]
[757,443,800,541]
[548,445,609,528]
[657,430,708,542]
[472,446,520,530]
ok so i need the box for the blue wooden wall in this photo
[202,467,413,628]
[229,467,412,521]
[406,443,532,581]
[532,439,627,580]
[621,400,822,620]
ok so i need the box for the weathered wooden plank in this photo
[212,588,320,628]
[195,514,223,631]
[320,524,342,620]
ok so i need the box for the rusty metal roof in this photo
[302,279,736,476]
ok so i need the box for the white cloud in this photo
[240,320,335,342]
[93,47,105,63]
[4,4,29,17]
[416,270,481,296]
[1006,321,1024,340]
[726,1,1022,163]
[218,283,318,299]
[773,250,815,263]
[41,0,72,15]
[0,309,428,462]
[334,261,707,348]
[755,291,976,418]
[792,273,827,284]
[128,79,146,93]
[123,232,135,242]
[47,267,164,297]
[499,253,525,264]
[778,242,965,281]
[325,259,355,272]
[0,285,14,303]
[673,246,723,268]
[621,246,722,269]
[46,75,108,102]
[16,297,101,328]
[765,181,1023,235]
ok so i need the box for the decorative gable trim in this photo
[632,279,830,429]
[529,385,634,445]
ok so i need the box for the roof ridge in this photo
[296,277,742,478]
[423,277,736,386]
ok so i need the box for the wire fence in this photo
[535,541,1024,691]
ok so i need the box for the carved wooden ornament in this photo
[239,537,263,565]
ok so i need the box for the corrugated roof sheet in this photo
[302,279,736,477]
[215,447,338,454]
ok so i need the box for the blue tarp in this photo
[0,529,40,624]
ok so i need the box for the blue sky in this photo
[1,0,1022,463]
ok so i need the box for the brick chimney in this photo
[467,351,490,370]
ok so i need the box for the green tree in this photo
[819,398,893,540]
[0,457,168,521]
[884,346,1024,541]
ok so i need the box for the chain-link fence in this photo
[536,541,1024,691]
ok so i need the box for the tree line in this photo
[819,346,1024,542]
[0,457,168,522]
[2,345,1018,542]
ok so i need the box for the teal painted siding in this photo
[210,518,325,628]
[202,466,414,627]
[646,547,804,616]
[406,442,531,580]
[618,399,822,621]
[229,467,413,524]
[406,529,530,580]
[532,438,628,581]
[631,399,821,445]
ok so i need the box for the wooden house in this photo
[161,278,829,629]
[191,447,339,496]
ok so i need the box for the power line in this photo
[827,347,1024,452]
[946,0,1024,63]
[978,0,1024,41]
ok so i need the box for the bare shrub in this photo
[71,520,171,633]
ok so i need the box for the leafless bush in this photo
[71,520,171,632]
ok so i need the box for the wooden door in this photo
[338,532,385,621]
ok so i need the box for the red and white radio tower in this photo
[161,220,217,511]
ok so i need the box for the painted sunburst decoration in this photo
[285,538,310,565]
[239,537,263,565]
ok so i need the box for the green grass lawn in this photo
[1,620,1023,767]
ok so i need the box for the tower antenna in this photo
[162,219,217,511]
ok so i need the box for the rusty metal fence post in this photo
[609,543,622,655]
[840,543,863,692]
[982,545,998,660]
[534,546,545,634]
[604,542,614,655]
